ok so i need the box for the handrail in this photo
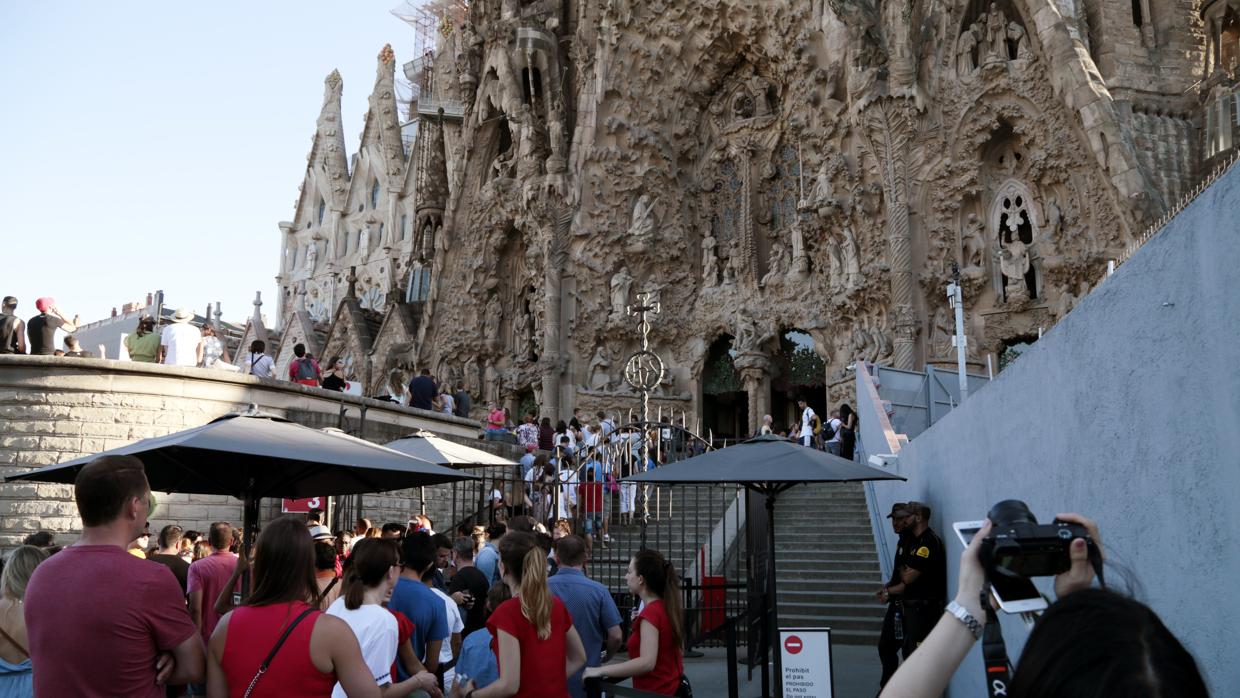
[856,361,910,582]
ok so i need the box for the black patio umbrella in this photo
[623,434,905,697]
[6,410,475,568]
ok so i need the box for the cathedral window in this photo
[401,214,408,240]
[317,198,326,225]
[769,146,800,232]
[1131,0,1144,27]
[370,180,380,208]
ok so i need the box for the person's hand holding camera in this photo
[955,519,993,625]
[1052,512,1104,598]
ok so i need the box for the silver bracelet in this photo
[946,600,983,640]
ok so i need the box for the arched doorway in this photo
[701,335,747,441]
[771,329,827,433]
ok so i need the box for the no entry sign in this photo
[780,628,833,697]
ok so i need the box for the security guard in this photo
[876,502,914,688]
[898,501,947,656]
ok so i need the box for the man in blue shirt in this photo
[473,522,506,585]
[388,532,449,679]
[548,535,622,698]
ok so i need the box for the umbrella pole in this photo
[242,489,259,597]
[767,492,782,697]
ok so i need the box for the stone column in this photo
[734,353,771,437]
[856,97,920,370]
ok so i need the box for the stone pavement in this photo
[679,644,881,698]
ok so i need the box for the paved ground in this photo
[679,644,881,698]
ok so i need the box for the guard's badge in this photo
[915,546,930,558]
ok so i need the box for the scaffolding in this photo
[391,0,469,121]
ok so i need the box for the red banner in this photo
[281,497,324,513]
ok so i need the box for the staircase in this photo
[774,482,886,646]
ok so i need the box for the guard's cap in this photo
[886,503,912,518]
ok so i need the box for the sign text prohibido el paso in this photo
[779,628,833,697]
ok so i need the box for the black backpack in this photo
[0,314,19,354]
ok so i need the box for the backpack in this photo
[822,418,836,440]
[0,314,19,353]
[293,357,318,381]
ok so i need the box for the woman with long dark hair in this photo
[206,516,380,698]
[838,403,857,461]
[583,549,685,696]
[452,531,586,698]
[326,538,437,697]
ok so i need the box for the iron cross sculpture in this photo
[624,291,665,542]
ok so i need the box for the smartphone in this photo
[952,520,1048,613]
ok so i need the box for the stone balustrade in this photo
[0,356,520,548]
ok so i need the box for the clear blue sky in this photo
[0,2,414,328]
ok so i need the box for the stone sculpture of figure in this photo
[998,239,1031,301]
[513,305,530,358]
[484,295,503,342]
[547,103,566,160]
[587,345,611,391]
[1043,196,1062,236]
[702,234,719,285]
[1008,21,1027,60]
[841,221,862,289]
[610,265,633,316]
[628,194,656,242]
[763,237,789,286]
[932,305,955,358]
[808,159,836,209]
[734,309,760,353]
[304,239,318,271]
[722,247,740,285]
[825,233,844,286]
[358,226,371,256]
[872,316,894,365]
[961,213,986,274]
[986,4,1008,63]
[789,217,809,275]
[957,24,979,76]
[850,321,872,364]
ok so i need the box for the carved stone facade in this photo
[276,3,1215,437]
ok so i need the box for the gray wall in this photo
[867,164,1240,695]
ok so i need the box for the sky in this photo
[0,1,418,329]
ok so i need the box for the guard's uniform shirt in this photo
[902,528,947,602]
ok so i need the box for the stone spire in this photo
[316,69,350,202]
[363,44,406,187]
[414,111,449,262]
[250,291,268,345]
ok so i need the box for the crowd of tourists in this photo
[0,455,691,697]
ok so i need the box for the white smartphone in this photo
[952,520,1048,613]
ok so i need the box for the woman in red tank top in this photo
[583,550,686,696]
[454,531,587,698]
[206,516,381,698]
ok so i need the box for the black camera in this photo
[980,500,1093,578]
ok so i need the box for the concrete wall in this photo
[0,356,521,546]
[866,164,1240,695]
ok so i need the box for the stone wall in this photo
[0,356,522,547]
[865,164,1239,694]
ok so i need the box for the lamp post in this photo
[947,263,969,401]
[623,290,664,549]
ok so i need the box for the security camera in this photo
[869,454,898,468]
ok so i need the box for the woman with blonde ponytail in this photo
[583,549,686,696]
[452,532,585,698]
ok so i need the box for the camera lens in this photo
[988,499,1038,529]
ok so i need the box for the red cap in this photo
[35,298,54,313]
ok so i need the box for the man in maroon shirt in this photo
[24,455,203,696]
[187,522,239,646]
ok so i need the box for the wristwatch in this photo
[946,600,983,640]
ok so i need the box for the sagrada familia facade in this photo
[251,0,1239,437]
